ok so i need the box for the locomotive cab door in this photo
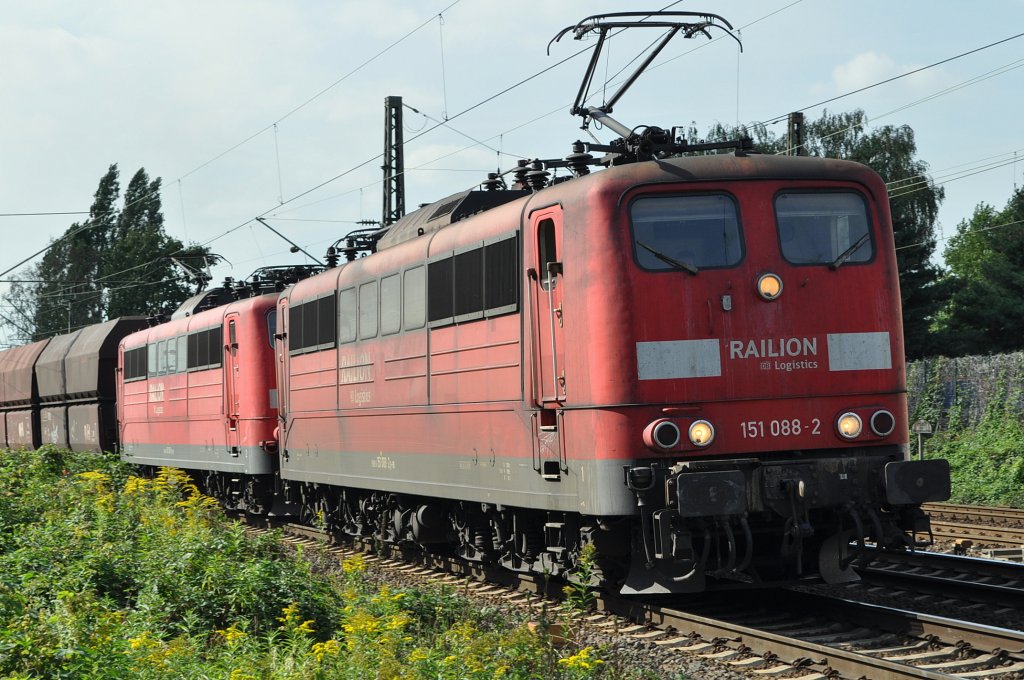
[529,208,567,407]
[528,207,567,480]
[224,314,241,457]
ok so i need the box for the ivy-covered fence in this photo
[908,352,1024,432]
[907,352,1024,506]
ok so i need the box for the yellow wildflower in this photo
[123,476,150,495]
[558,646,605,670]
[312,639,341,662]
[216,623,247,644]
[278,602,300,627]
[128,631,154,650]
[409,648,430,662]
[342,554,366,575]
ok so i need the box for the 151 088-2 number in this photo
[740,418,821,439]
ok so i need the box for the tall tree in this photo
[104,169,206,319]
[936,189,1024,354]
[3,164,213,340]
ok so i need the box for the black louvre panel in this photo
[289,303,304,352]
[318,294,337,347]
[454,248,484,317]
[485,236,518,310]
[209,326,223,367]
[196,329,210,368]
[188,333,200,369]
[428,257,454,322]
[302,300,317,351]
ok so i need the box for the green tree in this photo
[104,169,206,319]
[936,189,1024,354]
[4,164,213,340]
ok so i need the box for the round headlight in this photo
[651,421,681,449]
[870,410,895,436]
[757,273,783,301]
[837,412,863,439]
[688,420,715,447]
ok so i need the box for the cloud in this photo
[831,51,899,91]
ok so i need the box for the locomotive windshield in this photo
[630,194,742,271]
[775,192,873,266]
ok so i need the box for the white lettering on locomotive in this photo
[728,337,818,360]
[339,352,373,384]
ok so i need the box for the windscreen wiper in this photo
[636,241,698,275]
[829,233,870,270]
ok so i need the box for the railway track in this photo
[924,503,1024,548]
[856,548,1024,610]
[250,518,1024,679]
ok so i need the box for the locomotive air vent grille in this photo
[428,198,462,222]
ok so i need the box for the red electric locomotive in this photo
[118,280,286,512]
[114,12,949,595]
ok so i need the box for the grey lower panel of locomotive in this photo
[120,442,276,475]
[279,447,639,516]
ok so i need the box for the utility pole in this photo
[787,111,805,156]
[382,96,405,227]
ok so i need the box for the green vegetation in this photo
[0,448,636,679]
[914,359,1024,507]
[0,164,216,343]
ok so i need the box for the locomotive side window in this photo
[177,336,188,370]
[156,340,168,376]
[380,274,401,335]
[630,194,742,271]
[359,282,378,340]
[775,192,873,266]
[404,266,426,330]
[338,288,357,343]
[147,343,158,378]
[166,339,178,374]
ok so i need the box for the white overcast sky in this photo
[1,0,1023,339]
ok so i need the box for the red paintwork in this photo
[277,154,907,489]
[118,295,279,458]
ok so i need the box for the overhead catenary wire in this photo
[3,3,1013,302]
[759,30,1024,126]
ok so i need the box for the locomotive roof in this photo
[376,153,881,253]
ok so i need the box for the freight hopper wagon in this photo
[118,292,283,513]
[0,318,147,452]
[275,153,951,595]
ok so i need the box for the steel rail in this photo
[256,517,1024,679]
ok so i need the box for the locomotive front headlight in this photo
[870,409,896,436]
[688,420,715,447]
[757,273,783,301]
[837,412,863,439]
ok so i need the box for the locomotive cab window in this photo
[266,309,277,349]
[538,219,558,290]
[630,194,743,271]
[775,192,873,266]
